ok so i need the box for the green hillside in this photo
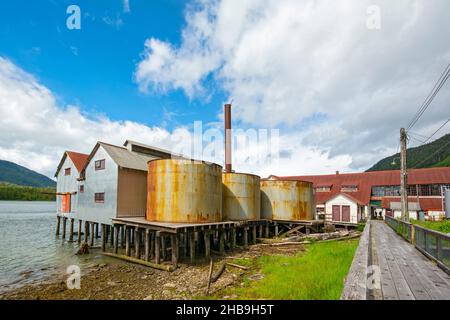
[367,133,450,172]
[0,159,55,187]
[0,182,56,201]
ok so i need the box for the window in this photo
[341,185,358,192]
[64,168,71,176]
[315,186,331,192]
[79,185,84,193]
[95,192,105,203]
[95,159,105,171]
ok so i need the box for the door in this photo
[332,205,341,221]
[341,205,350,222]
[61,194,71,213]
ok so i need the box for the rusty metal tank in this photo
[222,173,261,221]
[260,180,315,221]
[146,159,222,223]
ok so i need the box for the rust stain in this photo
[146,159,222,223]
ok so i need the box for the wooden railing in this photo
[385,215,450,274]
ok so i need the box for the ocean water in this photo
[0,201,111,294]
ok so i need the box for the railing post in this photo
[436,236,442,261]
[409,224,415,244]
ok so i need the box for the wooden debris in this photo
[211,264,227,283]
[206,258,214,294]
[100,252,174,272]
[226,262,249,270]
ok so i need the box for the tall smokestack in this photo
[224,103,232,173]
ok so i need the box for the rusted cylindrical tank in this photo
[222,173,261,221]
[260,180,315,221]
[146,159,222,223]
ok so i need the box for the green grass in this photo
[412,220,450,234]
[219,240,359,300]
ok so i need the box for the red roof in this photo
[275,167,450,205]
[66,151,89,173]
[381,196,444,211]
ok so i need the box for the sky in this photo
[0,0,449,179]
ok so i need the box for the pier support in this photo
[89,222,95,247]
[62,217,67,240]
[110,226,115,247]
[113,225,119,254]
[84,221,89,243]
[204,231,211,260]
[77,219,82,243]
[259,225,263,238]
[265,224,269,238]
[155,231,161,264]
[161,236,166,261]
[56,216,61,236]
[134,228,141,259]
[230,226,236,249]
[171,234,179,268]
[219,229,225,254]
[121,226,125,249]
[189,231,196,263]
[101,224,106,251]
[274,223,279,237]
[252,225,257,245]
[243,227,249,248]
[95,223,99,238]
[125,226,131,256]
[144,229,150,262]
[69,218,74,242]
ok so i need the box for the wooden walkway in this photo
[342,220,450,300]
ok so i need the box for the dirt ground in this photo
[0,244,305,300]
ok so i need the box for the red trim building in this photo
[269,167,450,223]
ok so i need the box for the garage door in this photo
[332,205,341,221]
[341,205,350,222]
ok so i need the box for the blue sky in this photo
[0,0,224,128]
[0,0,449,178]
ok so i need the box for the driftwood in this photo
[211,264,227,283]
[206,258,214,294]
[76,243,89,255]
[100,252,174,272]
[278,225,305,238]
[226,262,249,270]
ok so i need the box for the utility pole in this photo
[400,128,409,221]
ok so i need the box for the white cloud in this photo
[0,57,193,178]
[135,0,450,170]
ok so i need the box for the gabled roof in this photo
[80,141,173,177]
[123,140,179,158]
[271,167,450,205]
[326,192,366,206]
[54,151,89,177]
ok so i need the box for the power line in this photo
[412,139,450,168]
[407,63,450,131]
[421,117,450,145]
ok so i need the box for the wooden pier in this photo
[342,220,450,300]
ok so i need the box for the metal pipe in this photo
[224,103,232,173]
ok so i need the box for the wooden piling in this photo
[95,223,99,238]
[125,226,131,256]
[274,223,279,237]
[110,225,115,246]
[69,218,74,242]
[77,219,82,243]
[171,234,179,268]
[101,224,106,252]
[84,221,89,243]
[252,225,257,245]
[243,227,249,248]
[161,235,166,261]
[62,217,67,239]
[121,226,125,248]
[155,231,161,264]
[231,225,236,249]
[144,229,150,262]
[259,225,263,238]
[56,215,61,236]
[150,232,155,259]
[89,222,94,247]
[113,225,119,254]
[219,229,225,254]
[204,231,211,260]
[264,224,269,238]
[134,228,140,259]
[189,231,196,263]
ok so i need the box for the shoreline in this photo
[0,244,305,300]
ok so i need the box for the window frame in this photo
[94,192,105,203]
[94,159,106,171]
[64,168,71,176]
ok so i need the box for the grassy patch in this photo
[219,240,358,300]
[412,220,450,234]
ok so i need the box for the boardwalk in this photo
[342,220,450,300]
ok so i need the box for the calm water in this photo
[0,201,111,294]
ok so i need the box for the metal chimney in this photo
[224,103,232,173]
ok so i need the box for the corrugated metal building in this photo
[57,140,176,225]
[54,151,89,216]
